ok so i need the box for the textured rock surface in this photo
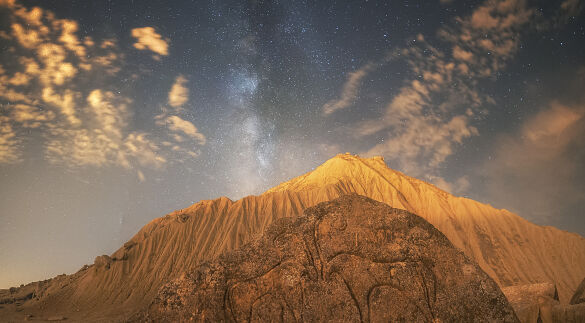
[139,195,518,322]
[570,277,585,305]
[552,303,585,322]
[502,283,559,323]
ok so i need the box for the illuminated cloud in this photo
[8,72,31,86]
[159,115,206,145]
[14,5,43,25]
[0,116,20,163]
[41,87,81,126]
[481,103,585,222]
[137,169,146,182]
[452,45,473,63]
[0,0,15,7]
[432,175,470,195]
[10,104,55,128]
[351,37,484,177]
[46,127,167,170]
[46,128,115,167]
[469,0,533,30]
[123,133,167,168]
[45,89,168,170]
[57,19,86,58]
[324,0,536,178]
[11,22,43,48]
[560,0,584,16]
[87,89,129,138]
[443,0,534,77]
[36,44,78,85]
[362,108,478,177]
[322,63,375,115]
[168,75,189,108]
[0,2,203,172]
[131,27,169,57]
[522,104,582,142]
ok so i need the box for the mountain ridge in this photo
[1,153,584,321]
[138,153,585,303]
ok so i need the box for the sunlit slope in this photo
[267,154,585,303]
[9,154,585,319]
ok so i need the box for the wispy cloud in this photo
[557,0,585,24]
[156,74,206,157]
[168,75,189,108]
[41,87,81,126]
[0,1,205,177]
[10,103,54,128]
[561,0,584,15]
[45,88,165,169]
[322,63,376,116]
[432,175,471,195]
[158,115,206,145]
[324,0,537,182]
[131,27,169,57]
[0,116,20,163]
[0,0,15,7]
[352,35,488,179]
[480,102,585,222]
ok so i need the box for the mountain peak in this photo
[331,152,384,164]
[265,153,397,194]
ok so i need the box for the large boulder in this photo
[138,194,518,322]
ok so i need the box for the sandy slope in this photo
[1,154,584,320]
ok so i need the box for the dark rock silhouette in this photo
[138,195,519,322]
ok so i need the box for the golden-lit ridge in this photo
[2,154,585,321]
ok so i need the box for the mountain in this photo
[137,195,518,322]
[1,154,584,321]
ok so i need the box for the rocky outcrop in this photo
[502,282,585,323]
[570,277,585,305]
[93,255,112,269]
[502,283,559,323]
[551,303,585,322]
[139,195,518,322]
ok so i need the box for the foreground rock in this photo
[502,283,559,323]
[501,281,585,323]
[551,278,585,322]
[138,195,518,322]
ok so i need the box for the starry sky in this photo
[1,0,584,288]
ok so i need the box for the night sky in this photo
[1,0,584,288]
